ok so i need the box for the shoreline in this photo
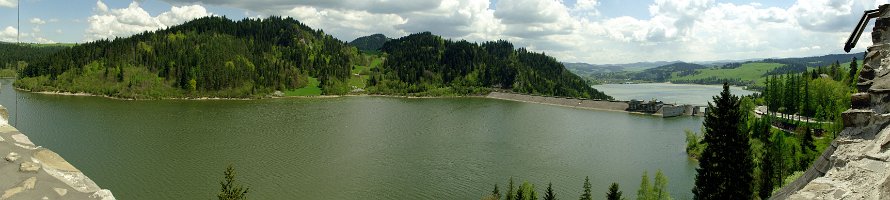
[21,88,488,101]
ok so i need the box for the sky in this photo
[0,0,886,64]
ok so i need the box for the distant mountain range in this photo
[573,52,865,87]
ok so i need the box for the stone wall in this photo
[656,105,687,118]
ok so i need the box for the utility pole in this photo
[15,0,19,127]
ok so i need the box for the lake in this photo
[0,80,756,199]
[593,83,756,105]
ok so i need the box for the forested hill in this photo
[13,16,608,99]
[349,34,389,52]
[374,32,610,99]
[17,16,360,98]
[0,42,69,68]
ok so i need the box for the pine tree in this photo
[759,137,776,200]
[653,170,671,200]
[544,182,556,200]
[692,83,754,200]
[606,182,623,200]
[637,172,651,200]
[801,128,815,153]
[507,177,516,200]
[117,65,125,82]
[492,184,501,200]
[850,57,859,85]
[218,164,249,200]
[580,176,592,200]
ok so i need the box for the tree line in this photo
[482,170,672,200]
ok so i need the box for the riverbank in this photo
[0,105,115,200]
[24,88,488,101]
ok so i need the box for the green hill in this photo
[348,34,389,52]
[17,16,359,99]
[371,32,611,99]
[11,17,607,99]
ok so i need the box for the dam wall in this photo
[0,105,115,200]
[486,92,695,117]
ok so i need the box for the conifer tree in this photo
[606,182,623,200]
[637,172,651,200]
[218,164,249,200]
[492,184,501,200]
[543,182,556,200]
[507,177,516,200]
[850,57,859,85]
[653,170,671,200]
[579,176,592,200]
[692,83,753,200]
[759,137,776,200]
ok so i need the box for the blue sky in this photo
[0,0,883,64]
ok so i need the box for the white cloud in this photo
[154,0,882,64]
[0,26,25,43]
[30,18,46,25]
[34,37,55,44]
[85,1,210,41]
[0,0,15,8]
[96,0,108,12]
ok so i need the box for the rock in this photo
[843,109,873,127]
[0,177,37,200]
[19,161,40,172]
[10,134,34,146]
[852,93,871,109]
[4,152,18,162]
[53,188,67,196]
[89,189,116,200]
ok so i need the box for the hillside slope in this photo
[17,16,358,99]
[372,32,610,99]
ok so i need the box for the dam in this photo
[486,91,707,117]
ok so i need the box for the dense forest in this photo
[684,57,855,199]
[348,34,389,52]
[11,17,606,99]
[0,42,69,77]
[16,16,358,98]
[372,32,610,99]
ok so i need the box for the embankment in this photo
[0,105,115,200]
[486,92,629,112]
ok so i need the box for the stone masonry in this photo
[0,105,115,200]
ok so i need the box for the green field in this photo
[285,77,322,96]
[672,62,784,85]
[669,60,862,86]
[347,57,383,90]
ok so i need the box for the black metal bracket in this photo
[845,8,882,52]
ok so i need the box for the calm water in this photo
[593,83,756,105]
[0,79,705,199]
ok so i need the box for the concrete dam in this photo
[486,92,707,118]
